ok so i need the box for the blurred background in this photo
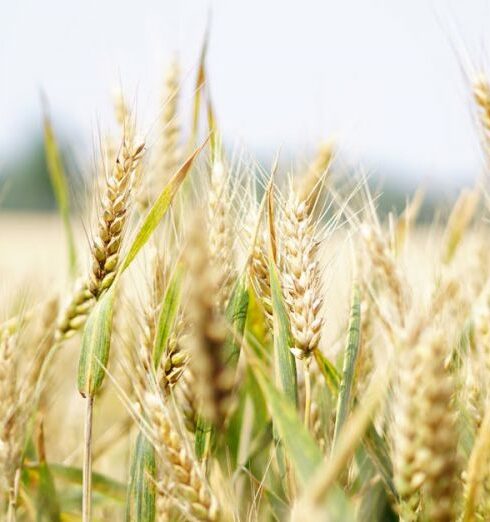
[1,0,490,211]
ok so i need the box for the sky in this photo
[1,0,490,188]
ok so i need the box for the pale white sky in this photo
[1,0,490,186]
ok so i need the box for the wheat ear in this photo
[281,192,323,361]
[55,134,144,343]
[145,392,221,521]
[208,153,236,312]
[392,345,423,521]
[418,333,459,522]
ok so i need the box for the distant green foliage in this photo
[1,138,56,211]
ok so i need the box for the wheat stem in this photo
[82,396,94,522]
[304,360,312,429]
[6,469,20,522]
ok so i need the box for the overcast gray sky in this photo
[1,0,490,186]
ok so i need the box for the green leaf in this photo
[190,25,209,148]
[119,141,207,275]
[125,433,157,522]
[363,425,397,500]
[25,463,126,502]
[223,272,250,369]
[332,283,361,448]
[77,286,115,398]
[223,381,248,469]
[250,361,322,487]
[318,489,357,522]
[313,348,341,395]
[354,437,397,521]
[153,267,183,368]
[43,110,77,277]
[269,261,297,407]
[315,292,396,499]
[358,478,398,522]
[194,416,213,460]
[35,461,61,521]
[245,367,269,434]
[245,286,272,362]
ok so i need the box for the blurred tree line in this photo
[1,137,56,211]
[0,132,440,219]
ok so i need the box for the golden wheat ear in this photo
[144,391,221,521]
[55,131,145,343]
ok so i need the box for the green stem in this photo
[82,396,94,522]
[304,359,312,430]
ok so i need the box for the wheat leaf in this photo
[153,266,183,368]
[119,140,207,275]
[250,360,322,487]
[42,110,77,277]
[77,286,115,398]
[332,282,361,448]
[125,433,157,522]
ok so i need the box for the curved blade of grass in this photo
[332,282,361,449]
[266,182,297,407]
[363,426,397,499]
[269,261,297,407]
[153,266,183,368]
[190,24,209,148]
[358,479,398,522]
[24,464,126,502]
[313,348,341,396]
[316,343,395,498]
[223,272,249,368]
[77,286,115,398]
[119,139,208,275]
[222,379,247,469]
[194,416,213,461]
[206,91,217,153]
[218,274,250,465]
[125,433,156,522]
[249,359,321,487]
[42,108,77,277]
[245,288,271,362]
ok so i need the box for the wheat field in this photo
[2,48,490,522]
